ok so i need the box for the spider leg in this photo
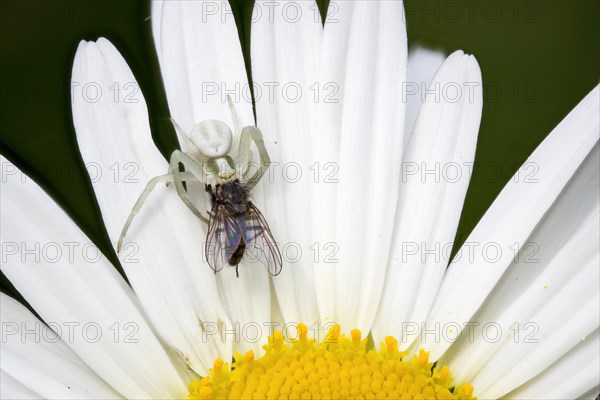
[118,171,197,252]
[169,150,217,224]
[236,125,271,190]
[171,117,200,154]
[227,95,241,137]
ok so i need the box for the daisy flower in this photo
[1,1,598,399]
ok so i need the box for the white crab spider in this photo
[116,97,272,254]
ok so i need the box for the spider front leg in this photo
[117,171,197,252]
[236,125,271,190]
[169,150,215,224]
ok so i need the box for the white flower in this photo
[1,1,598,399]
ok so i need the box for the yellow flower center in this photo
[188,324,475,399]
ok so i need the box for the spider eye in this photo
[190,119,232,158]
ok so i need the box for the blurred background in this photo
[1,0,598,302]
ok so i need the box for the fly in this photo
[205,179,282,277]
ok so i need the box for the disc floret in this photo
[189,324,476,399]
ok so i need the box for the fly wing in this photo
[238,202,283,276]
[205,204,241,273]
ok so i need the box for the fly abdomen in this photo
[229,238,246,278]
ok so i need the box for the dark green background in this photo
[1,0,598,305]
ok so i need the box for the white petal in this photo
[0,159,187,398]
[502,329,599,400]
[424,84,600,359]
[404,47,446,144]
[154,0,270,354]
[578,387,600,400]
[310,1,346,326]
[1,371,42,400]
[153,1,279,353]
[214,264,271,356]
[440,143,599,397]
[314,0,408,333]
[0,294,121,399]
[373,51,482,348]
[71,38,231,375]
[152,0,254,133]
[250,0,322,327]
